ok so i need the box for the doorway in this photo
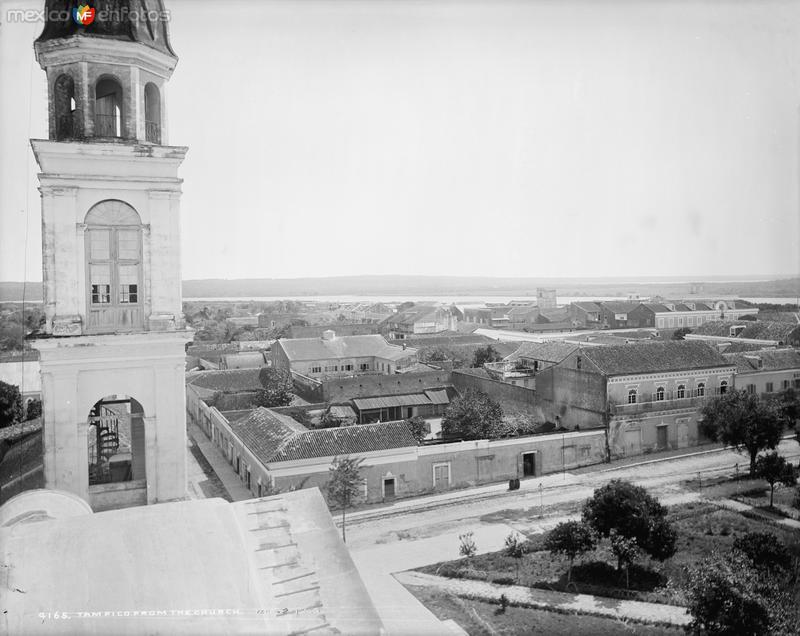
[656,425,669,451]
[383,478,395,499]
[522,452,536,477]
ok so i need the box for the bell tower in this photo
[30,1,191,510]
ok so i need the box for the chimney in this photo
[322,330,335,341]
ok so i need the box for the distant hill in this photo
[0,282,42,303]
[2,275,797,302]
[180,275,800,300]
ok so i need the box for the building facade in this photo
[272,330,418,379]
[30,4,191,510]
[536,341,736,458]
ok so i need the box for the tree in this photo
[671,327,692,340]
[754,452,797,508]
[25,398,42,421]
[458,531,477,558]
[544,520,596,583]
[325,456,363,543]
[777,387,799,440]
[732,532,791,573]
[318,410,343,429]
[503,532,527,582]
[472,345,502,368]
[700,390,785,476]
[441,389,503,441]
[255,367,293,408]
[685,551,775,636]
[404,415,430,444]
[581,479,676,563]
[0,381,23,429]
[609,530,639,588]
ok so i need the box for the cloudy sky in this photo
[1,0,799,282]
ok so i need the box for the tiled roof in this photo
[189,369,263,392]
[277,334,416,362]
[505,341,579,363]
[600,302,640,313]
[230,407,417,463]
[388,306,445,325]
[581,341,731,376]
[692,320,799,342]
[723,348,800,373]
[571,302,602,312]
[641,303,672,313]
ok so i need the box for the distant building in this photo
[628,300,758,330]
[685,320,800,348]
[598,302,641,329]
[385,305,458,338]
[568,302,602,328]
[536,288,558,309]
[722,348,800,396]
[289,323,382,339]
[272,330,418,378]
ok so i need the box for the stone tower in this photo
[30,1,191,510]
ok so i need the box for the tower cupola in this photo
[34,0,177,144]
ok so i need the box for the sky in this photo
[1,0,799,282]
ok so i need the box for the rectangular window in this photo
[90,264,111,304]
[766,382,774,393]
[311,366,321,374]
[784,380,791,390]
[360,363,370,371]
[118,264,138,303]
[747,384,756,394]
[117,230,140,260]
[90,229,110,260]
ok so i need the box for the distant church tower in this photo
[30,1,191,510]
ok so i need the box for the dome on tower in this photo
[36,0,176,57]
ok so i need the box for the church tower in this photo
[30,1,191,510]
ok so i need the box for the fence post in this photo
[697,472,702,490]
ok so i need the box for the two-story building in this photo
[272,330,418,379]
[535,341,736,458]
[722,348,800,396]
[628,300,758,330]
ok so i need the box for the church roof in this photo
[36,0,176,57]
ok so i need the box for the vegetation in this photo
[25,398,42,421]
[404,415,430,444]
[754,452,797,508]
[581,479,677,564]
[700,390,785,476]
[670,327,692,340]
[543,521,596,583]
[0,381,23,429]
[325,456,363,543]
[420,500,800,612]
[441,389,503,441]
[255,367,293,408]
[472,345,503,368]
[503,532,527,582]
[407,586,682,636]
[0,305,44,352]
[685,532,799,635]
[459,531,477,558]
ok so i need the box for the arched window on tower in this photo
[54,74,76,140]
[95,77,123,138]
[85,200,144,333]
[144,83,161,144]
